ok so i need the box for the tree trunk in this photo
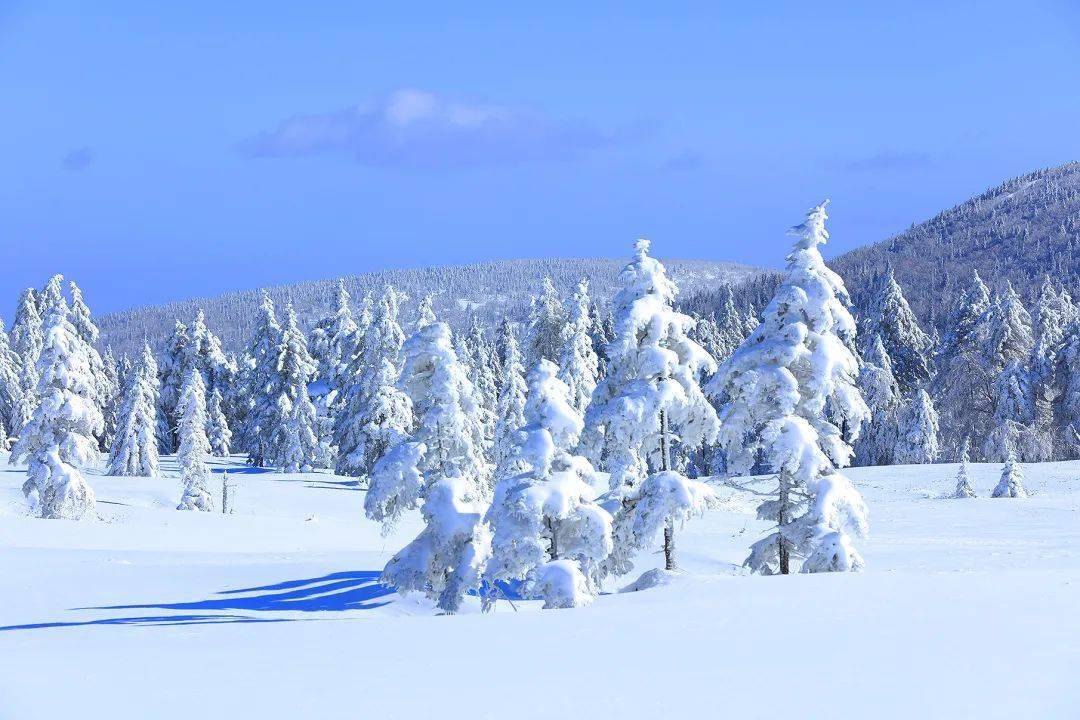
[660,409,676,570]
[778,471,790,575]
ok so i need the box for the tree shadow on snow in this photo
[0,571,395,633]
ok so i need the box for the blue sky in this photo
[2,1,1079,315]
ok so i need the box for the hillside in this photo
[832,161,1080,328]
[97,257,758,356]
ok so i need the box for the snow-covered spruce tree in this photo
[991,450,1027,499]
[982,283,1036,461]
[893,389,940,464]
[176,368,214,511]
[583,239,719,574]
[854,334,901,466]
[9,288,44,435]
[414,293,436,332]
[526,276,567,366]
[493,324,528,478]
[107,343,161,477]
[366,317,489,527]
[100,347,121,451]
[373,321,492,613]
[457,318,498,450]
[933,271,993,458]
[1054,328,1080,457]
[206,387,232,456]
[186,310,235,398]
[241,291,282,465]
[336,285,412,477]
[709,202,870,575]
[68,280,108,449]
[11,293,103,519]
[327,279,360,392]
[859,265,932,394]
[0,319,24,439]
[484,360,612,609]
[557,279,600,415]
[158,320,190,453]
[264,303,321,472]
[952,437,976,499]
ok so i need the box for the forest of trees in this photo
[2,187,1069,610]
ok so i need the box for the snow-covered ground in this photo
[1,455,1078,719]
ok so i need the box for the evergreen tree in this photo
[176,368,214,511]
[207,387,232,456]
[952,437,976,499]
[484,360,613,609]
[9,288,43,435]
[0,319,24,438]
[859,266,932,394]
[893,389,940,464]
[854,334,901,466]
[557,279,600,415]
[493,324,528,478]
[526,277,566,366]
[583,239,719,574]
[328,279,360,392]
[242,292,282,465]
[11,292,103,519]
[158,320,191,453]
[991,450,1027,498]
[710,202,870,575]
[264,303,321,472]
[100,347,121,451]
[107,343,161,477]
[67,280,108,451]
[336,285,412,477]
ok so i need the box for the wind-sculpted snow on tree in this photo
[893,389,940,464]
[372,318,493,613]
[176,368,214,511]
[709,202,870,575]
[558,279,600,415]
[992,450,1027,499]
[11,292,103,519]
[107,343,161,477]
[582,238,719,574]
[484,360,612,609]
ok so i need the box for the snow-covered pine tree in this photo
[991,450,1027,498]
[459,317,498,449]
[982,283,1036,461]
[0,319,24,439]
[582,238,719,575]
[709,202,870,575]
[9,288,44,436]
[373,319,492,613]
[186,310,235,398]
[328,279,360,392]
[207,387,232,456]
[493,323,528,478]
[557,279,600,415]
[952,437,976,499]
[67,281,108,448]
[414,293,436,332]
[176,367,214,511]
[107,343,161,477]
[893,389,940,464]
[366,316,489,527]
[11,290,103,519]
[158,320,191,453]
[241,291,282,465]
[859,265,932,394]
[714,284,752,363]
[854,334,901,466]
[264,302,321,472]
[336,285,412,477]
[526,277,566,366]
[485,360,612,609]
[100,347,121,451]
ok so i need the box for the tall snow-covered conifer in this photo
[710,202,870,575]
[264,303,321,472]
[859,266,932,394]
[9,288,44,435]
[526,277,566,366]
[177,368,214,511]
[493,323,528,478]
[242,292,282,465]
[107,343,161,477]
[206,387,232,457]
[893,389,940,464]
[557,279,600,415]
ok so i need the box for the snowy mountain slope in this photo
[95,257,759,356]
[1,455,1078,719]
[832,161,1080,329]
